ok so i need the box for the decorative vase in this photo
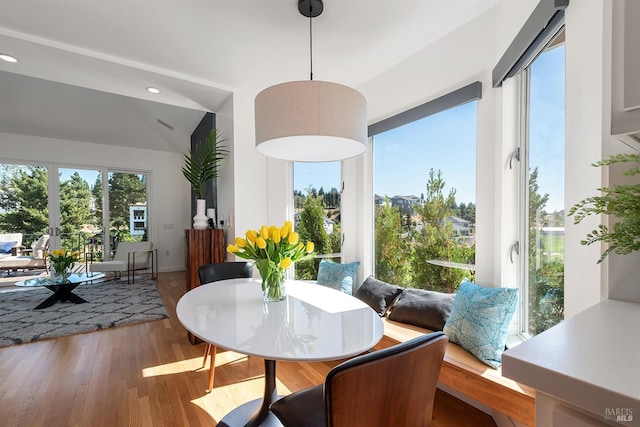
[261,268,287,303]
[193,199,209,229]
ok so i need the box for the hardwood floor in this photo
[0,272,496,427]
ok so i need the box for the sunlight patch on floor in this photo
[190,375,293,421]
[141,356,202,377]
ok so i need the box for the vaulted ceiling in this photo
[0,0,497,153]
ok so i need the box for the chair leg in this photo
[207,345,217,393]
[202,343,211,369]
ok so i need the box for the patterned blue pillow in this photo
[443,280,518,369]
[316,260,360,295]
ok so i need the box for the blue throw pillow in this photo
[0,241,16,254]
[443,280,518,369]
[316,259,360,295]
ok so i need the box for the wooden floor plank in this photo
[0,271,496,426]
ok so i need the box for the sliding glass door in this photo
[0,161,149,268]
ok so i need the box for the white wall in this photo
[0,131,190,272]
[563,0,611,316]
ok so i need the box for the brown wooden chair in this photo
[270,332,448,427]
[197,261,254,392]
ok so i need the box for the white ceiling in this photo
[0,0,497,153]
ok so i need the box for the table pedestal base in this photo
[218,359,283,427]
[217,398,283,427]
[35,284,87,309]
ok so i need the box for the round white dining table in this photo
[176,278,384,427]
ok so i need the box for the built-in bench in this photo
[375,317,535,427]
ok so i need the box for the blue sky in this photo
[373,101,477,205]
[529,44,565,212]
[59,168,100,188]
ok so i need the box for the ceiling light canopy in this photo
[254,0,367,162]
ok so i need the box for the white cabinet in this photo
[611,0,640,150]
[502,300,640,427]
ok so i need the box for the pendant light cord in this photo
[309,3,313,81]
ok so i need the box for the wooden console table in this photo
[184,228,225,344]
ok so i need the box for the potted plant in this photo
[182,128,228,229]
[569,153,640,263]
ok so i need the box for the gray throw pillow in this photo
[387,288,455,331]
[354,276,403,316]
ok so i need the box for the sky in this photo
[529,44,565,212]
[373,101,477,205]
[59,168,100,188]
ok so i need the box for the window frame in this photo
[368,85,481,290]
[516,27,566,337]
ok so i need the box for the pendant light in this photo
[254,0,367,162]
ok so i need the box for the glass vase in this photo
[51,266,71,284]
[261,268,286,303]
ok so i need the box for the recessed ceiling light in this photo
[0,54,18,63]
[146,87,160,94]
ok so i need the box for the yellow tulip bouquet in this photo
[227,221,315,301]
[46,248,81,283]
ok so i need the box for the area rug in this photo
[0,278,169,347]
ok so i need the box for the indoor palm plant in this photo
[182,128,227,229]
[569,153,640,263]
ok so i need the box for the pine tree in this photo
[295,192,331,280]
[375,199,412,286]
[411,169,474,292]
[0,165,49,239]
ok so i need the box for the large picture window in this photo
[373,100,477,292]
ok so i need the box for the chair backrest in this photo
[31,234,50,259]
[324,332,448,427]
[113,241,153,268]
[198,262,254,285]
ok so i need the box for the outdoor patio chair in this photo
[198,261,254,392]
[270,332,448,427]
[87,241,157,284]
[0,234,49,275]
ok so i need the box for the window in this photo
[372,99,478,292]
[519,30,565,336]
[0,163,149,263]
[293,162,341,279]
